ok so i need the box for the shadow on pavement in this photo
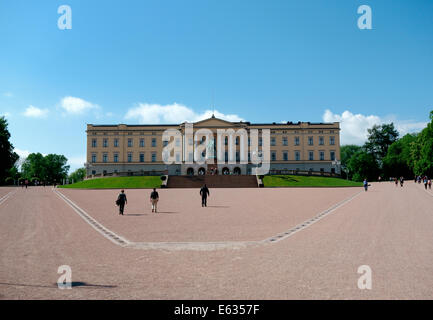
[0,282,117,289]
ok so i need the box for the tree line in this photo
[341,111,433,182]
[0,116,86,185]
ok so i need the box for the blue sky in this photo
[1,0,432,172]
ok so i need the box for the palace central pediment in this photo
[187,116,244,128]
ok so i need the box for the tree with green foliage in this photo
[364,123,399,165]
[0,116,19,184]
[410,111,433,177]
[8,165,20,185]
[21,153,69,183]
[340,145,362,179]
[21,153,46,180]
[44,154,70,182]
[383,134,417,178]
[347,150,380,182]
[69,167,86,183]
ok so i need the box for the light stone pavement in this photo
[0,182,433,299]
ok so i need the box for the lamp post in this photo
[341,165,349,180]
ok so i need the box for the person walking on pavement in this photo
[200,184,210,207]
[116,190,127,215]
[363,178,369,192]
[150,188,159,213]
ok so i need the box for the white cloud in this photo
[3,92,13,97]
[13,148,31,169]
[1,112,11,118]
[125,102,244,124]
[23,105,49,118]
[60,96,99,115]
[67,155,86,168]
[14,148,31,159]
[323,109,427,145]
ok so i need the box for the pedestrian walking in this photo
[363,178,368,192]
[116,190,127,215]
[428,179,432,190]
[400,176,404,187]
[200,184,210,207]
[424,177,428,190]
[150,188,159,213]
[395,177,398,187]
[25,179,28,189]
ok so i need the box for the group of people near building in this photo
[115,184,211,215]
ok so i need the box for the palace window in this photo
[151,152,156,162]
[283,151,288,161]
[128,153,132,162]
[128,138,133,147]
[140,153,144,162]
[271,151,276,161]
[282,137,288,146]
[294,137,300,146]
[308,137,313,146]
[330,136,335,145]
[295,151,301,161]
[114,139,119,147]
[91,153,96,163]
[92,139,97,148]
[319,136,324,145]
[114,153,118,163]
[103,153,108,163]
[103,139,108,148]
[309,151,314,161]
[140,139,145,147]
[330,151,335,161]
[271,137,276,146]
[320,151,325,161]
[152,138,157,147]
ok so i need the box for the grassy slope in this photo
[263,175,362,187]
[60,176,162,189]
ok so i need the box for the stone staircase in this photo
[167,175,258,188]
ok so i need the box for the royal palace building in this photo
[86,116,341,177]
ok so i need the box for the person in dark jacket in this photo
[150,188,159,213]
[117,190,127,215]
[363,179,368,192]
[200,184,210,207]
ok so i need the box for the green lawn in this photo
[263,175,362,187]
[59,176,162,189]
